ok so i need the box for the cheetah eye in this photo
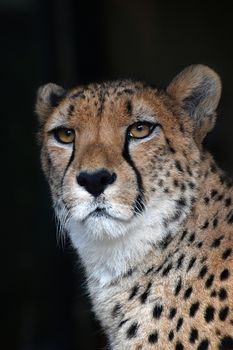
[128,122,157,139]
[53,127,75,144]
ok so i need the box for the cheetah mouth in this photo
[90,207,110,218]
[82,205,132,223]
[84,207,113,221]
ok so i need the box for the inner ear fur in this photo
[166,64,222,144]
[35,83,66,125]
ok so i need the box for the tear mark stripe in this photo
[122,134,145,214]
[61,144,75,188]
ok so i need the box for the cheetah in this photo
[36,65,233,349]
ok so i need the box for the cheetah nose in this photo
[76,169,117,197]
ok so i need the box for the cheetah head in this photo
[36,65,221,279]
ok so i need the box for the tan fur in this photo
[37,66,233,349]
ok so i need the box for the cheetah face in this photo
[37,65,221,245]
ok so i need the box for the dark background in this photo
[2,0,233,349]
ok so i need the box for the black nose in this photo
[76,169,117,197]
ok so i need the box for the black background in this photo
[2,1,233,349]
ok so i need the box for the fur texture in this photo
[37,65,233,349]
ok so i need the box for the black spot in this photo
[145,266,154,275]
[112,303,121,318]
[226,210,233,220]
[186,165,193,176]
[225,197,232,207]
[155,263,164,274]
[228,214,233,224]
[174,277,182,296]
[189,233,195,243]
[155,256,170,273]
[118,319,129,328]
[211,189,218,198]
[168,330,174,341]
[160,234,173,250]
[166,138,176,154]
[201,256,207,263]
[176,197,186,207]
[201,220,209,229]
[174,179,179,187]
[181,183,186,191]
[219,288,227,301]
[213,218,218,228]
[205,274,214,289]
[153,304,163,319]
[191,196,196,205]
[126,100,132,114]
[222,248,232,260]
[211,236,224,248]
[140,282,152,304]
[126,322,139,339]
[217,194,224,201]
[220,269,229,280]
[187,257,196,271]
[158,179,164,187]
[219,306,229,321]
[71,90,85,99]
[197,339,209,350]
[148,331,158,344]
[210,163,217,173]
[180,230,188,241]
[176,254,185,269]
[197,241,203,248]
[199,265,208,279]
[123,268,134,278]
[211,290,217,297]
[219,174,233,188]
[129,284,139,300]
[204,197,210,205]
[189,302,200,317]
[67,104,74,115]
[169,307,177,319]
[204,305,215,322]
[184,287,193,299]
[189,328,198,343]
[176,317,183,331]
[162,263,173,276]
[188,181,195,189]
[175,341,184,350]
[175,160,183,172]
[122,88,135,95]
[219,336,233,350]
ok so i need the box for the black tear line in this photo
[61,144,75,189]
[122,135,145,214]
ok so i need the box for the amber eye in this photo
[128,122,155,139]
[53,127,75,144]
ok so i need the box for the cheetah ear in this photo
[35,83,66,124]
[167,65,222,144]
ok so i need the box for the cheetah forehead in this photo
[47,80,162,127]
[37,65,221,146]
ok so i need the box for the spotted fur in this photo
[36,65,233,349]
